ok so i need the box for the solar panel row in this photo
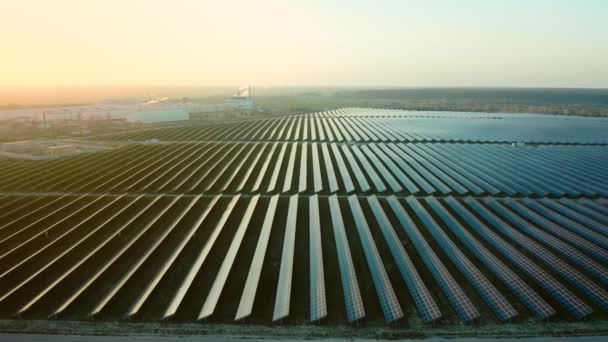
[1,142,606,197]
[88,108,608,144]
[1,193,608,323]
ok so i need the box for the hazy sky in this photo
[1,0,607,87]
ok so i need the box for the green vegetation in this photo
[252,88,608,117]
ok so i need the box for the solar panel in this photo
[328,195,365,322]
[328,118,343,142]
[366,196,441,323]
[311,143,323,193]
[558,198,608,227]
[521,199,608,250]
[422,144,511,195]
[8,194,157,314]
[236,194,279,321]
[187,143,240,191]
[0,193,77,233]
[579,198,608,217]
[125,143,200,191]
[236,143,268,192]
[503,199,608,267]
[89,195,191,317]
[458,145,547,196]
[284,117,296,140]
[341,145,371,192]
[0,196,46,220]
[440,144,530,196]
[388,144,450,194]
[359,145,402,193]
[398,144,468,195]
[408,144,484,195]
[2,195,135,317]
[0,194,101,256]
[267,143,287,192]
[0,195,122,280]
[430,197,554,319]
[309,195,327,322]
[347,195,403,322]
[385,196,479,322]
[351,145,387,192]
[320,144,339,193]
[273,194,299,321]
[170,143,226,191]
[298,143,308,193]
[302,117,309,141]
[156,143,211,190]
[331,144,355,193]
[498,147,572,196]
[377,144,435,194]
[462,197,594,318]
[163,195,240,319]
[203,143,248,191]
[406,197,517,321]
[218,143,258,191]
[199,195,260,320]
[282,143,298,193]
[128,195,220,317]
[333,117,352,141]
[316,118,326,141]
[368,144,418,193]
[322,119,334,142]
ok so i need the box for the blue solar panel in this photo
[281,143,297,193]
[377,144,434,194]
[398,145,468,195]
[487,199,608,291]
[388,144,451,194]
[311,143,323,193]
[200,195,260,320]
[330,144,355,193]
[236,194,279,321]
[386,196,479,322]
[417,144,500,195]
[447,197,592,319]
[559,199,608,227]
[273,195,299,321]
[328,195,365,322]
[341,145,371,192]
[430,197,554,319]
[309,195,327,322]
[406,197,517,321]
[407,144,484,195]
[580,199,608,217]
[347,196,403,322]
[367,196,442,323]
[351,145,387,192]
[367,144,418,193]
[521,199,608,250]
[320,144,339,193]
[503,199,608,268]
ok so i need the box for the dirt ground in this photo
[0,319,607,340]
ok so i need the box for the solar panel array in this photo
[87,108,608,144]
[0,142,606,196]
[0,107,607,327]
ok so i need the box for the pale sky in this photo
[1,0,607,88]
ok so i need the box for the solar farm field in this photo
[0,108,607,330]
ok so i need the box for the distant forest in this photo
[256,88,608,117]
